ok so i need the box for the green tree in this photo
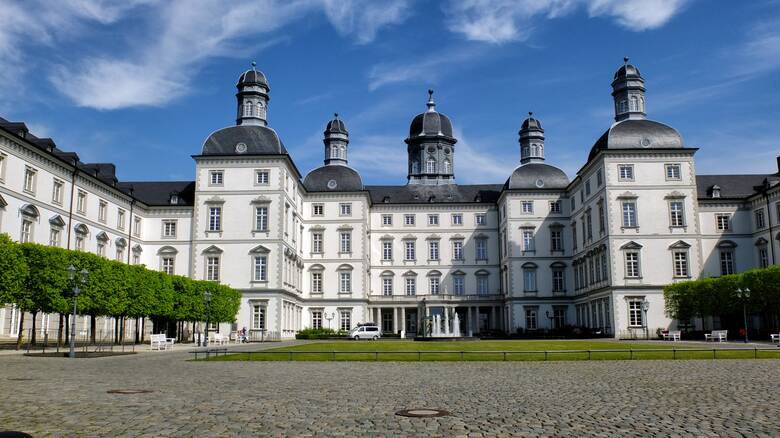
[0,234,29,348]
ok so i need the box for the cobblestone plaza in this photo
[1,344,778,437]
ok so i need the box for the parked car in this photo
[349,324,381,340]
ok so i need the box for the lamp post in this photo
[203,291,212,348]
[736,287,751,343]
[67,265,88,359]
[324,312,334,330]
[545,310,554,331]
[642,299,650,340]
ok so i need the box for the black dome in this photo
[520,114,543,132]
[505,163,569,190]
[304,165,363,192]
[325,114,348,135]
[614,63,642,80]
[237,67,268,88]
[408,111,454,138]
[587,119,683,161]
[201,125,286,156]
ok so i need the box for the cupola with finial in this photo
[405,89,457,185]
[611,57,646,122]
[519,111,545,164]
[236,61,270,126]
[324,113,349,165]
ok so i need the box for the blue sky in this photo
[1,0,779,185]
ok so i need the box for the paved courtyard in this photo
[1,343,779,437]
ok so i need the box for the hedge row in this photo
[663,265,780,321]
[0,233,241,333]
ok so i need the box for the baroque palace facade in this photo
[1,61,779,340]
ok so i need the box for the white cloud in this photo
[349,135,409,181]
[444,0,687,44]
[368,47,481,90]
[322,0,410,44]
[453,129,516,183]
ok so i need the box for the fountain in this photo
[415,304,474,341]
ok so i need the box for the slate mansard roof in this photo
[695,174,780,200]
[304,165,363,192]
[506,163,570,190]
[366,184,502,204]
[117,181,195,206]
[587,119,684,161]
[200,125,287,156]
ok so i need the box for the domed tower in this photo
[519,112,545,164]
[236,61,270,126]
[612,57,646,122]
[405,90,457,185]
[324,113,349,165]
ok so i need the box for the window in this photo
[162,220,177,238]
[311,311,322,329]
[75,236,85,251]
[580,190,584,203]
[522,230,535,251]
[76,191,87,214]
[585,179,591,196]
[665,164,681,180]
[429,276,440,295]
[570,197,576,211]
[621,202,637,228]
[340,310,351,331]
[405,277,416,296]
[453,275,465,295]
[669,201,685,227]
[382,241,392,261]
[475,214,486,226]
[20,219,33,243]
[52,179,64,204]
[523,269,537,292]
[23,167,37,194]
[339,203,352,216]
[521,201,534,214]
[255,170,269,185]
[208,207,221,231]
[572,223,578,251]
[162,257,175,275]
[596,169,603,186]
[598,201,606,233]
[477,275,489,295]
[552,270,565,293]
[625,251,640,278]
[428,241,439,260]
[206,256,220,281]
[116,248,124,261]
[426,158,436,173]
[132,251,140,265]
[117,209,125,230]
[339,272,351,293]
[759,246,769,269]
[719,250,735,276]
[673,251,689,277]
[252,305,266,330]
[340,232,351,253]
[382,214,392,226]
[97,201,107,223]
[255,207,268,231]
[452,240,463,261]
[404,214,415,226]
[97,241,106,257]
[451,213,463,225]
[312,204,324,216]
[382,277,393,296]
[0,153,5,182]
[428,214,439,226]
[312,233,323,253]
[209,170,223,185]
[551,230,562,252]
[525,308,537,330]
[311,272,322,294]
[550,201,561,214]
[49,228,61,247]
[628,299,644,327]
[476,239,488,261]
[715,213,731,231]
[553,307,566,329]
[618,164,634,181]
[133,217,142,237]
[755,209,766,229]
[405,241,416,261]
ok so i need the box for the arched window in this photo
[411,161,420,174]
[619,100,628,113]
[531,144,538,156]
[630,96,638,112]
[522,146,529,157]
[639,97,645,112]
[341,146,346,159]
[443,160,451,174]
[243,102,252,117]
[426,158,436,174]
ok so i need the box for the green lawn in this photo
[201,340,780,362]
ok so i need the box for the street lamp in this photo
[736,287,751,343]
[203,291,212,348]
[67,265,88,359]
[642,299,650,340]
[545,310,554,331]
[324,312,335,330]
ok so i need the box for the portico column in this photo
[491,306,497,330]
[393,307,398,334]
[467,307,472,336]
[401,307,406,333]
[444,306,450,335]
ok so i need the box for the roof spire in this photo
[334,112,339,119]
[623,56,629,65]
[528,111,533,117]
[251,60,257,70]
[426,89,436,112]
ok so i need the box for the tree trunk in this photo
[57,313,65,347]
[140,318,145,342]
[121,317,126,345]
[134,317,140,344]
[30,310,38,345]
[90,314,96,344]
[15,312,25,350]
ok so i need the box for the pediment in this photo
[250,195,271,204]
[616,191,638,199]
[664,191,686,199]
[668,240,691,249]
[620,241,643,250]
[201,245,223,254]
[0,194,6,208]
[49,215,66,227]
[20,203,39,218]
[158,245,178,255]
[115,237,127,248]
[95,231,109,242]
[249,244,271,254]
[73,223,89,235]
[204,196,225,204]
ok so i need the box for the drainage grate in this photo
[395,409,450,418]
[107,389,154,395]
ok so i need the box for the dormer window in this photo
[711,185,721,198]
[169,192,179,205]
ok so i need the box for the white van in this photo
[349,325,381,340]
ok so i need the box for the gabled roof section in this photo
[117,181,195,206]
[366,184,501,204]
[695,174,779,200]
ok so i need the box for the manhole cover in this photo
[107,389,153,395]
[395,409,450,418]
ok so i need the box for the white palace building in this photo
[1,60,779,340]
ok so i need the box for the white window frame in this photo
[715,213,731,231]
[428,240,439,261]
[624,251,641,278]
[628,299,644,327]
[405,277,416,296]
[523,269,537,292]
[382,241,392,261]
[452,240,464,261]
[339,271,352,294]
[209,170,224,186]
[20,219,33,243]
[23,166,37,194]
[311,272,323,294]
[665,163,682,180]
[161,256,175,275]
[49,228,61,247]
[162,220,177,238]
[429,276,440,295]
[208,207,221,232]
[453,275,465,295]
[405,241,416,261]
[521,201,534,214]
[428,214,439,226]
[312,232,323,254]
[312,204,324,216]
[117,209,125,230]
[339,231,352,253]
[52,179,64,205]
[475,239,488,261]
[255,169,270,186]
[253,255,268,282]
[672,250,689,278]
[719,249,735,276]
[451,214,463,225]
[621,201,637,228]
[382,214,392,226]
[254,206,268,231]
[404,214,415,226]
[382,277,393,296]
[618,164,634,181]
[475,213,486,226]
[549,201,561,214]
[76,190,87,214]
[339,203,352,217]
[477,275,489,295]
[206,256,220,281]
[669,201,685,227]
